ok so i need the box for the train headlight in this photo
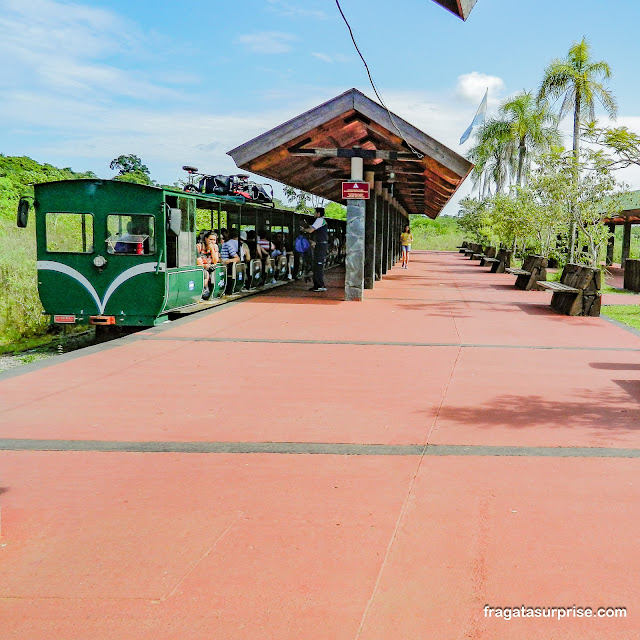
[93,255,107,269]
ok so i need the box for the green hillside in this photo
[0,155,97,343]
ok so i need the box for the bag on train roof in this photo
[294,235,310,253]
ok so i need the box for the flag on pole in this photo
[459,88,488,145]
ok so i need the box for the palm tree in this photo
[500,91,561,186]
[538,37,617,260]
[468,117,512,197]
[468,93,559,193]
[538,37,617,159]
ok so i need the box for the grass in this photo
[0,220,49,341]
[602,304,640,331]
[601,284,637,295]
[410,215,464,251]
[0,332,59,355]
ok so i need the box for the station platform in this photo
[1,251,639,639]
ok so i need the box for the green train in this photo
[17,179,345,327]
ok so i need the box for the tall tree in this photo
[467,117,512,196]
[538,38,617,260]
[500,91,561,186]
[468,93,559,193]
[538,38,617,161]
[109,154,150,177]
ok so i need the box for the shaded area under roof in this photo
[228,89,473,219]
[431,0,478,20]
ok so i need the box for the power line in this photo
[334,0,424,160]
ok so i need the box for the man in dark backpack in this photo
[301,207,328,292]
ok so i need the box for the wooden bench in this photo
[506,255,548,290]
[473,246,496,261]
[461,242,482,256]
[481,248,512,273]
[467,243,484,259]
[538,264,601,316]
[457,241,469,253]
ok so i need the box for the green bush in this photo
[0,221,48,340]
[408,215,464,251]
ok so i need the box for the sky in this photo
[2,0,640,214]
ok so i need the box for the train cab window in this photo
[46,212,94,253]
[106,214,155,255]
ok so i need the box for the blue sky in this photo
[2,0,640,213]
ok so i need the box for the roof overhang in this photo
[431,0,478,20]
[228,89,473,219]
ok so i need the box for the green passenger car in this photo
[22,178,346,327]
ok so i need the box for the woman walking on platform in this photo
[400,224,413,269]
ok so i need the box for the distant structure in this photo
[432,0,478,20]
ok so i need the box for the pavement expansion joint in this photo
[139,335,640,352]
[1,439,640,457]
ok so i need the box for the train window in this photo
[46,212,94,253]
[176,197,196,267]
[106,214,155,255]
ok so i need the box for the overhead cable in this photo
[334,0,424,160]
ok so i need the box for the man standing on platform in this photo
[301,207,328,292]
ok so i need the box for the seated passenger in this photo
[197,231,219,297]
[246,230,269,261]
[258,231,274,254]
[271,239,284,260]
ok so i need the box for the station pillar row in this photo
[344,178,409,300]
[364,171,376,290]
[374,181,383,281]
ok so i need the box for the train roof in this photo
[32,178,344,221]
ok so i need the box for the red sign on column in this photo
[342,182,370,199]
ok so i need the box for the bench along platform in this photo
[457,241,469,253]
[473,246,496,261]
[481,248,512,273]
[468,243,486,259]
[506,255,548,290]
[461,242,482,256]
[537,264,601,316]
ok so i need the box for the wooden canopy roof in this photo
[431,0,478,20]
[604,190,640,225]
[228,89,472,219]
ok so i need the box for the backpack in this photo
[294,235,310,253]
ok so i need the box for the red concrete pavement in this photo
[1,250,639,638]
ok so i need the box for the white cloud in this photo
[312,52,334,64]
[311,52,350,64]
[265,0,327,19]
[456,72,505,105]
[0,0,170,101]
[235,32,297,54]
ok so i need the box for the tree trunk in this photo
[517,137,526,186]
[569,93,581,263]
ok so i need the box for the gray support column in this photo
[364,170,376,289]
[622,218,632,268]
[606,222,615,266]
[381,191,389,275]
[390,201,398,267]
[374,181,383,280]
[385,199,392,272]
[345,156,365,301]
